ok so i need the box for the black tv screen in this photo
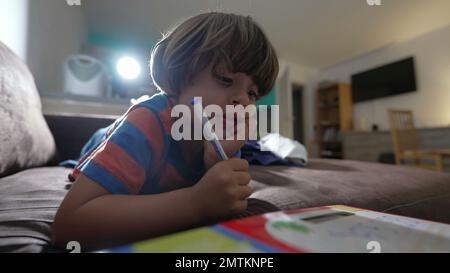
[351,57,417,103]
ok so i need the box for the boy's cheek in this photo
[233,119,256,141]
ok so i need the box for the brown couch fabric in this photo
[0,167,71,252]
[1,159,449,252]
[249,159,450,223]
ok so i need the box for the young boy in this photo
[53,12,278,250]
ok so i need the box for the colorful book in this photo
[102,205,450,253]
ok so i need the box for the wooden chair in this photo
[388,109,450,172]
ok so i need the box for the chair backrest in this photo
[388,109,418,162]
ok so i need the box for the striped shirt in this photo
[70,92,206,194]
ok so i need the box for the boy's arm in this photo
[52,173,203,250]
[53,158,252,251]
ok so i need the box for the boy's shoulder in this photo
[133,92,172,115]
[128,92,173,135]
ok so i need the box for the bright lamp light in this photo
[116,56,141,80]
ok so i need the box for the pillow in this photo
[0,41,56,177]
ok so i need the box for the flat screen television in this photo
[351,57,417,103]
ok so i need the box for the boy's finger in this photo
[233,200,248,214]
[237,185,252,199]
[232,172,251,185]
[227,158,249,171]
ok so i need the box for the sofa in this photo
[0,41,116,252]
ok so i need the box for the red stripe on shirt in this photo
[92,141,145,194]
[158,107,173,135]
[72,139,108,181]
[126,107,165,161]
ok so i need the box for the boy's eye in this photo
[214,74,233,86]
[248,90,259,100]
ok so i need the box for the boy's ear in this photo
[158,76,178,96]
[163,87,177,96]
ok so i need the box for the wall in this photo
[0,0,29,60]
[315,23,450,132]
[276,59,318,145]
[42,97,129,116]
[26,0,86,94]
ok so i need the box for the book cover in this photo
[103,205,450,253]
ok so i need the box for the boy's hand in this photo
[191,158,252,222]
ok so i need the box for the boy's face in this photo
[178,64,259,140]
[179,64,259,109]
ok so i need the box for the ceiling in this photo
[83,0,450,69]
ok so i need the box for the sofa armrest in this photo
[44,113,117,163]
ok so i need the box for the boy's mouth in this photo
[222,114,250,139]
[221,117,236,138]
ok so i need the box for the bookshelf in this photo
[316,83,353,159]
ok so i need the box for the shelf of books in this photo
[316,83,352,159]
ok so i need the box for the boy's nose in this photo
[231,90,250,106]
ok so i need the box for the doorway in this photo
[292,84,305,144]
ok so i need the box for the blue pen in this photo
[192,97,229,161]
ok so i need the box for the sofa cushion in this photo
[0,41,56,178]
[0,165,278,252]
[0,166,71,252]
[249,159,450,224]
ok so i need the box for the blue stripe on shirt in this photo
[108,121,153,175]
[80,160,131,194]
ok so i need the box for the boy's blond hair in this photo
[150,12,279,98]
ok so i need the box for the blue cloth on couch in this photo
[59,127,109,168]
[240,140,302,166]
